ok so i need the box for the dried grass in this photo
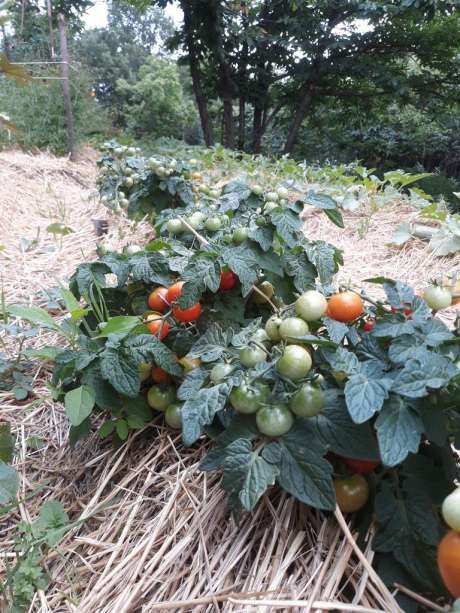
[0,149,454,612]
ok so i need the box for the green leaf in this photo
[345,372,392,423]
[323,317,349,344]
[69,418,91,446]
[383,280,414,308]
[60,287,81,312]
[177,368,208,401]
[97,316,141,337]
[70,262,110,298]
[116,419,129,440]
[25,346,62,361]
[324,208,344,228]
[282,251,316,292]
[373,319,415,338]
[129,253,171,285]
[388,335,425,364]
[303,241,341,285]
[220,245,258,296]
[231,318,262,347]
[248,225,273,252]
[322,346,360,376]
[47,222,73,235]
[123,334,181,376]
[81,363,123,411]
[375,396,424,466]
[8,304,59,331]
[270,208,303,248]
[178,254,220,308]
[392,351,457,398]
[181,384,230,445]
[99,420,116,439]
[0,460,18,504]
[189,324,234,362]
[0,422,14,463]
[275,420,335,510]
[100,348,140,397]
[221,439,279,511]
[64,385,95,426]
[38,500,69,530]
[305,191,337,210]
[415,319,454,347]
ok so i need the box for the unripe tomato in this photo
[334,474,369,512]
[252,184,263,195]
[147,385,176,411]
[205,216,222,232]
[138,362,152,382]
[219,270,238,291]
[290,383,324,417]
[209,188,221,198]
[332,370,347,385]
[124,245,142,255]
[125,176,134,188]
[438,530,460,597]
[251,329,271,346]
[188,211,206,229]
[167,218,183,234]
[265,191,279,203]
[363,319,375,332]
[328,291,364,323]
[148,287,169,313]
[442,488,460,531]
[423,285,452,310]
[152,366,171,384]
[210,363,234,384]
[295,290,328,322]
[252,281,274,304]
[277,345,312,380]
[146,313,170,340]
[276,186,289,199]
[240,345,267,368]
[265,316,283,342]
[178,356,201,372]
[165,403,183,429]
[230,381,270,414]
[232,227,249,245]
[173,302,202,323]
[279,317,309,341]
[264,202,279,214]
[343,458,380,474]
[256,404,294,437]
[167,281,184,304]
[191,171,203,181]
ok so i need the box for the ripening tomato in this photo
[252,281,274,304]
[363,319,375,332]
[173,302,202,323]
[178,356,201,372]
[294,290,328,322]
[437,530,460,597]
[166,281,184,304]
[328,291,364,323]
[390,304,413,317]
[146,313,170,340]
[279,317,309,341]
[148,287,169,313]
[343,458,380,474]
[219,270,238,291]
[152,366,171,384]
[334,474,369,512]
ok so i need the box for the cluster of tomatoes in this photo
[438,489,460,598]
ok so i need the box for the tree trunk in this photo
[46,0,55,59]
[283,83,314,154]
[222,95,234,148]
[58,14,76,161]
[238,96,245,150]
[1,25,10,60]
[181,0,214,147]
[252,103,264,153]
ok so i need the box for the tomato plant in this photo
[172,302,202,323]
[277,345,312,380]
[294,290,328,322]
[278,317,309,341]
[148,287,169,312]
[327,291,364,323]
[165,403,183,429]
[256,404,294,437]
[290,383,324,417]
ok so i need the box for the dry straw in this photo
[0,149,456,612]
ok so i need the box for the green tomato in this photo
[209,188,221,198]
[265,316,283,341]
[252,281,274,304]
[295,290,328,322]
[230,380,270,414]
[232,227,249,245]
[290,383,324,417]
[223,233,233,244]
[251,329,271,346]
[332,370,347,384]
[205,216,222,232]
[210,363,234,384]
[188,211,206,229]
[124,244,142,255]
[240,345,267,368]
[264,202,279,214]
[252,184,264,195]
[147,385,176,412]
[138,362,151,382]
[277,345,312,381]
[423,285,452,310]
[255,216,267,226]
[167,218,183,234]
[279,317,309,341]
[124,176,134,188]
[256,404,294,437]
[165,403,182,429]
[442,488,460,531]
[277,186,289,199]
[279,198,287,206]
[265,191,279,203]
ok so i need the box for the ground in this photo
[0,148,457,612]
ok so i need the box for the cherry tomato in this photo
[210,363,234,384]
[147,385,176,412]
[334,474,369,512]
[219,270,238,291]
[230,381,270,414]
[328,291,364,323]
[138,362,151,382]
[167,218,183,234]
[277,186,289,199]
[151,366,171,384]
[256,404,294,437]
[205,216,222,232]
[423,285,452,310]
[173,302,202,323]
[343,458,380,474]
[363,319,375,332]
[178,356,201,372]
[290,383,324,417]
[265,191,279,203]
[295,290,328,322]
[279,317,309,341]
[277,345,312,381]
[442,488,460,531]
[332,370,347,385]
[265,316,282,341]
[251,329,271,346]
[390,304,413,316]
[146,313,170,340]
[232,227,248,244]
[167,281,184,304]
[148,287,169,313]
[252,281,274,304]
[240,345,267,368]
[165,403,183,429]
[437,530,460,597]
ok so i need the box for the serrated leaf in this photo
[231,318,262,347]
[388,335,425,364]
[248,225,273,251]
[100,349,140,397]
[8,305,59,331]
[323,317,349,344]
[0,461,18,504]
[345,372,392,423]
[414,319,454,347]
[383,280,414,308]
[64,385,95,426]
[372,319,415,338]
[271,208,303,248]
[303,241,341,285]
[177,367,208,401]
[322,346,360,376]
[123,334,181,376]
[129,253,170,285]
[178,254,220,308]
[375,396,424,466]
[283,252,316,292]
[392,351,457,398]
[220,245,258,296]
[181,384,230,445]
[189,324,234,362]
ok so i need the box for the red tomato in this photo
[328,291,364,323]
[219,270,238,291]
[167,281,184,304]
[146,313,170,340]
[343,458,380,474]
[151,366,171,383]
[173,303,202,323]
[363,319,375,332]
[148,287,169,312]
[438,530,460,597]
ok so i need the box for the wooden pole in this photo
[57,13,76,161]
[46,0,55,59]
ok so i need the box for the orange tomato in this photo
[148,287,169,312]
[328,291,364,323]
[173,303,202,323]
[438,530,460,597]
[166,281,184,304]
[151,366,171,383]
[145,312,170,340]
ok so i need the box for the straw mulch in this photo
[0,148,456,612]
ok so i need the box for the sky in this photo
[84,1,183,28]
